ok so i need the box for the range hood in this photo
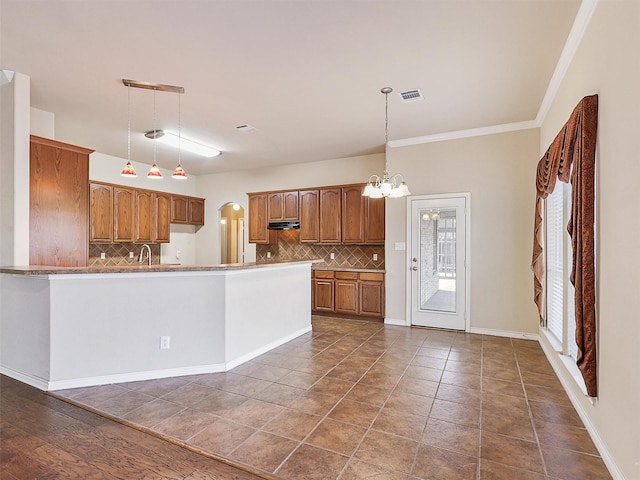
[267,221,300,230]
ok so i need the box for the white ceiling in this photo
[1,0,581,176]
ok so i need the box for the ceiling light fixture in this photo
[145,130,221,158]
[172,90,187,179]
[120,83,137,177]
[362,87,411,199]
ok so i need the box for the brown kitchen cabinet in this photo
[188,197,205,225]
[30,136,92,267]
[312,269,385,319]
[113,186,135,242]
[134,190,153,243]
[268,191,299,221]
[364,196,385,244]
[154,192,171,243]
[171,195,205,226]
[341,185,365,244]
[358,272,385,317]
[334,271,359,315]
[89,183,113,243]
[299,190,319,243]
[319,188,341,243]
[248,193,275,244]
[312,270,335,312]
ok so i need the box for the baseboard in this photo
[467,327,540,340]
[225,325,313,370]
[384,317,409,326]
[0,366,49,391]
[538,331,624,480]
[45,364,228,391]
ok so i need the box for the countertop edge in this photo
[0,259,323,275]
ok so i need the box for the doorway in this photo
[220,203,245,264]
[408,194,470,330]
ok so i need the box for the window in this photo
[545,183,578,360]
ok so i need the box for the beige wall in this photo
[194,154,384,265]
[384,129,541,334]
[539,1,640,478]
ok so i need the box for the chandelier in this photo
[362,87,410,198]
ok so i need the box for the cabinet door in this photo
[319,188,341,243]
[299,190,319,243]
[268,193,284,221]
[188,198,205,225]
[313,279,335,312]
[89,183,113,243]
[341,186,364,244]
[283,191,299,220]
[248,193,270,243]
[335,279,358,315]
[113,186,134,242]
[365,196,385,244]
[135,190,153,243]
[359,280,385,318]
[154,193,171,243]
[171,196,188,223]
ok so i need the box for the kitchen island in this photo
[0,261,316,391]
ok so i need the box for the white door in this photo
[409,195,469,330]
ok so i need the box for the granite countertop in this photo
[0,259,322,276]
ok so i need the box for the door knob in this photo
[411,266,418,271]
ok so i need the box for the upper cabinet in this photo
[90,182,204,244]
[299,190,319,243]
[248,183,385,245]
[319,188,341,243]
[30,136,93,267]
[248,193,272,244]
[171,195,205,226]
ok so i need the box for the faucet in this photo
[139,244,152,266]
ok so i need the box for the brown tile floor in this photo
[53,316,612,480]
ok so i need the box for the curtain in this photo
[532,94,598,397]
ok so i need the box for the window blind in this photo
[546,186,564,344]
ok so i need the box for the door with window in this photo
[409,195,469,330]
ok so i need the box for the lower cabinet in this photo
[312,270,384,319]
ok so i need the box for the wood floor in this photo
[0,375,270,479]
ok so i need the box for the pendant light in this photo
[172,90,187,179]
[362,87,411,198]
[147,87,163,179]
[120,84,137,177]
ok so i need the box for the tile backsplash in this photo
[256,230,385,269]
[89,243,161,267]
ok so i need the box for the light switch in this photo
[100,252,106,259]
[394,242,406,251]
[330,253,335,260]
[373,254,378,261]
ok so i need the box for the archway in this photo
[219,202,245,264]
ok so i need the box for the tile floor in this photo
[53,316,612,480]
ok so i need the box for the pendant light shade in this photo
[172,86,187,179]
[172,164,187,179]
[362,87,411,199]
[121,84,137,177]
[120,161,137,177]
[147,87,163,179]
[147,163,163,179]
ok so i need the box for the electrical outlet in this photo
[160,336,170,349]
[176,250,181,260]
[267,252,271,258]
[330,253,335,260]
[373,254,378,261]
[129,252,134,259]
[100,252,106,259]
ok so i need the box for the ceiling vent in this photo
[399,89,423,103]
[236,124,257,132]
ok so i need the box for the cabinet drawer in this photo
[314,270,335,279]
[335,271,358,280]
[359,272,384,282]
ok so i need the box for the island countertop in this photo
[0,259,322,275]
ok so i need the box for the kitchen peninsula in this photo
[0,260,315,391]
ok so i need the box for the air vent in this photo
[236,124,257,132]
[399,89,424,102]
